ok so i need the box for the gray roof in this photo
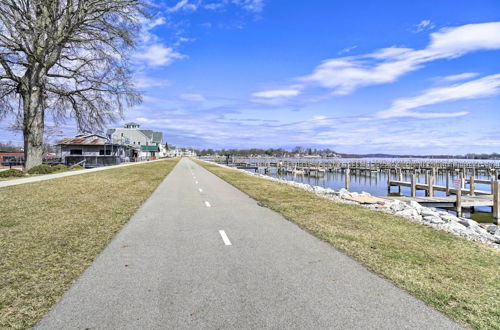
[152,132,163,143]
[106,127,162,143]
[140,130,163,143]
[140,129,153,139]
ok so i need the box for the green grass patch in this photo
[0,159,179,328]
[196,160,500,329]
[70,164,84,170]
[27,164,55,174]
[52,164,69,172]
[0,169,25,178]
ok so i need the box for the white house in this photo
[165,148,197,158]
[107,122,166,160]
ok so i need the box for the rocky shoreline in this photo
[208,161,500,249]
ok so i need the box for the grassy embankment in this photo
[0,158,179,328]
[196,160,500,329]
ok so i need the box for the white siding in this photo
[111,128,150,146]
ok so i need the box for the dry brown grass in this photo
[0,159,179,329]
[197,160,500,330]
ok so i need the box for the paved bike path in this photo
[36,158,460,329]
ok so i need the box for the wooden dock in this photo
[387,180,500,223]
[386,195,493,208]
[208,157,500,223]
[218,157,500,178]
[225,157,500,176]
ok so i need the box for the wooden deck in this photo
[388,180,490,195]
[386,195,493,208]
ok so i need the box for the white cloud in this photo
[180,93,206,102]
[414,19,434,33]
[134,17,185,68]
[169,0,265,13]
[427,22,500,56]
[250,88,301,104]
[174,37,195,47]
[138,17,166,44]
[300,52,422,95]
[147,17,166,30]
[375,73,500,118]
[252,89,300,98]
[438,72,479,83]
[134,44,185,67]
[337,45,358,55]
[168,0,199,12]
[232,0,265,12]
[203,2,225,10]
[136,117,172,124]
[297,22,500,96]
[134,76,172,89]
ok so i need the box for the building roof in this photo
[107,126,163,144]
[140,145,160,151]
[57,134,114,146]
[139,130,163,143]
[152,132,163,143]
[139,129,152,139]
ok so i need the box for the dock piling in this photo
[446,171,450,196]
[428,174,434,197]
[411,174,416,197]
[493,181,499,224]
[469,176,475,196]
[456,189,462,217]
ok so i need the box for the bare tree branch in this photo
[0,0,147,169]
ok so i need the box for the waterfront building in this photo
[106,122,166,158]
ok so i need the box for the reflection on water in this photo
[251,168,494,223]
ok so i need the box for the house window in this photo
[121,133,124,137]
[99,149,112,155]
[70,149,82,155]
[138,141,141,145]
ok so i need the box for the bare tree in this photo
[0,0,144,169]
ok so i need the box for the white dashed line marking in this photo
[199,188,203,193]
[219,230,232,246]
[195,181,199,184]
[204,201,211,207]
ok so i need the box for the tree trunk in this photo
[22,87,45,171]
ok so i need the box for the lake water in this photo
[235,158,498,223]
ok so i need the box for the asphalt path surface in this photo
[36,158,461,329]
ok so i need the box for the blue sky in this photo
[2,0,500,154]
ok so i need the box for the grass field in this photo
[0,159,178,329]
[197,160,500,329]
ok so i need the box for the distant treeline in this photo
[194,147,351,157]
[193,146,500,159]
[0,142,23,152]
[338,153,500,159]
[463,153,500,160]
[194,147,339,157]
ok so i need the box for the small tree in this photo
[0,0,144,170]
